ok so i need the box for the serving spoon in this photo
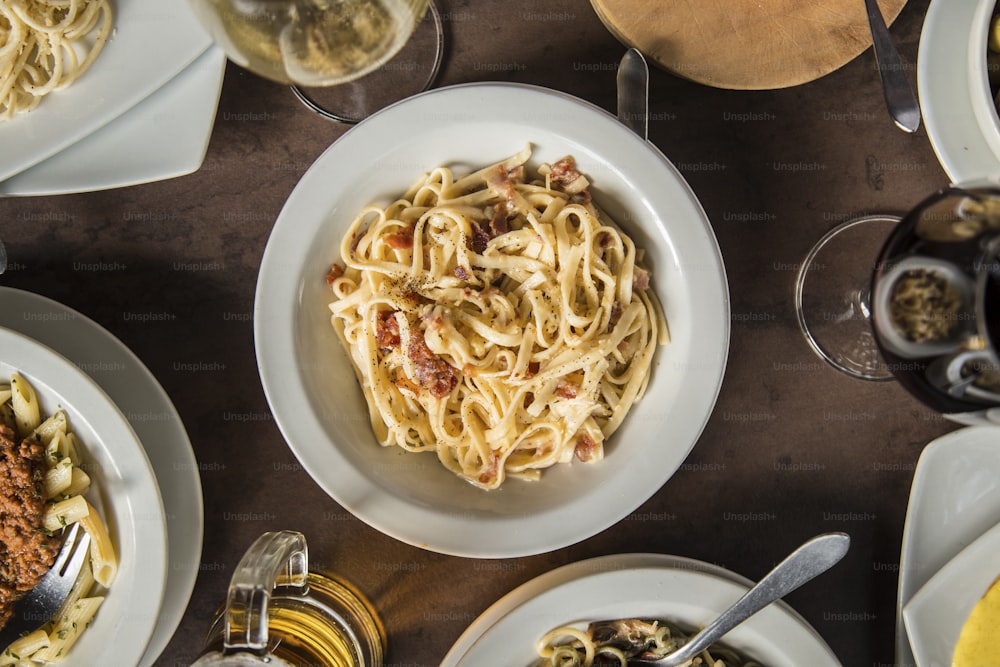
[594,532,850,666]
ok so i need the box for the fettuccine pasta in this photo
[326,146,667,490]
[0,0,113,120]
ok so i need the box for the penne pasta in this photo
[30,597,104,662]
[80,502,116,587]
[45,431,80,468]
[42,495,89,533]
[0,630,49,666]
[32,411,67,447]
[2,372,118,663]
[62,432,82,467]
[62,467,91,498]
[9,372,40,438]
[43,458,74,499]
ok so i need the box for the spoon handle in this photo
[652,532,850,666]
[863,0,920,133]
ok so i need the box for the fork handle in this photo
[650,533,850,666]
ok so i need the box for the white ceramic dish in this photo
[903,520,1000,667]
[0,46,226,197]
[0,286,203,667]
[440,553,843,666]
[0,326,167,666]
[0,0,212,182]
[968,0,1000,166]
[254,82,730,559]
[895,425,1000,667]
[919,0,1000,183]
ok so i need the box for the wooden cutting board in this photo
[590,0,908,90]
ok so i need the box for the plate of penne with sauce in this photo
[0,325,167,666]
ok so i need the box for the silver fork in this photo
[0,523,91,650]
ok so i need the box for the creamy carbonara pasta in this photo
[326,147,667,490]
[536,619,765,667]
[0,0,113,120]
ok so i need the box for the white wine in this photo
[265,572,384,667]
[190,0,429,86]
[199,572,385,667]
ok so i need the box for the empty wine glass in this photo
[795,186,1000,423]
[795,213,901,381]
[188,0,444,122]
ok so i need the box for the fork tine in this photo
[0,523,92,650]
[59,525,91,578]
[49,522,82,573]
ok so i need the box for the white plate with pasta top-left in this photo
[0,0,212,182]
[0,326,166,666]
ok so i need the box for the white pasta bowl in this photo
[0,326,167,664]
[969,0,1000,165]
[918,0,1000,182]
[254,82,730,558]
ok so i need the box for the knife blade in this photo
[617,47,649,140]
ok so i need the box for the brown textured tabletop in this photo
[0,0,967,665]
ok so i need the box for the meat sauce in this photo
[0,424,59,630]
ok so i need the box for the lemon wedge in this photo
[952,576,1000,667]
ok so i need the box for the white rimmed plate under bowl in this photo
[254,82,730,558]
[0,0,211,182]
[0,326,167,665]
[0,286,202,666]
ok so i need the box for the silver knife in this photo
[617,47,649,140]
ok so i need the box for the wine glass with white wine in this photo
[188,0,443,122]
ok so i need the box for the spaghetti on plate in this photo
[0,0,113,120]
[325,146,667,490]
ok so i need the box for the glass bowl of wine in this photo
[189,0,429,86]
[188,0,441,121]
